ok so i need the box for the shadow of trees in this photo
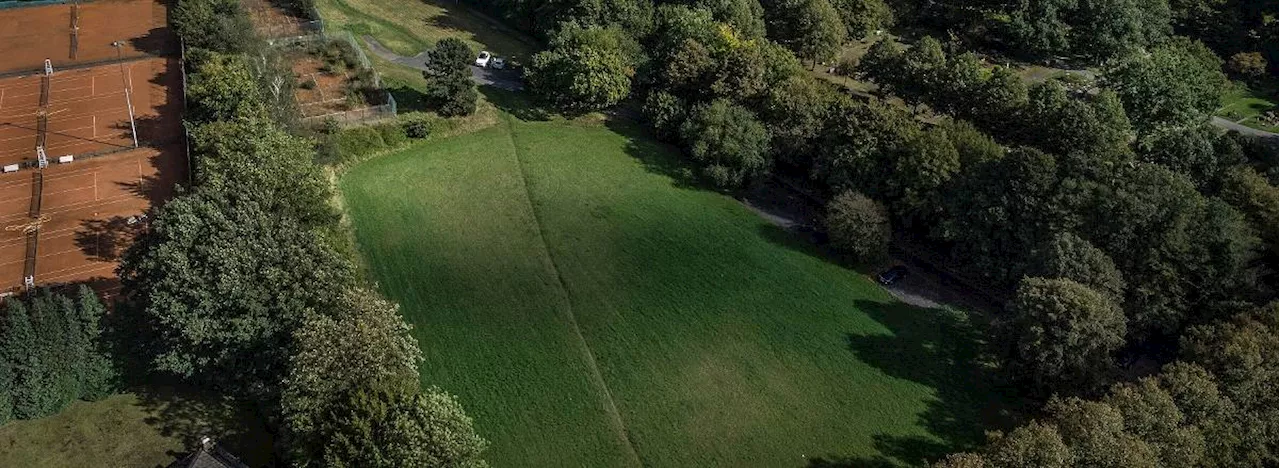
[837,300,1027,465]
[479,85,550,121]
[73,216,146,262]
[133,382,276,468]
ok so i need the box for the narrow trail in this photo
[497,114,644,467]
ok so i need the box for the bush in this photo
[376,122,408,148]
[1227,52,1267,81]
[642,91,686,142]
[824,190,890,262]
[402,115,433,139]
[334,126,388,159]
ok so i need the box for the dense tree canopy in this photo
[527,24,638,111]
[318,387,489,468]
[119,190,354,395]
[761,0,846,63]
[824,191,891,262]
[679,99,771,188]
[1000,278,1127,394]
[1107,38,1227,134]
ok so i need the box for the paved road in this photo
[362,36,524,91]
[1211,116,1279,139]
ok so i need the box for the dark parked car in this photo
[877,266,908,285]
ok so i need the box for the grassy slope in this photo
[340,110,999,466]
[0,389,273,468]
[317,0,534,62]
[339,126,639,467]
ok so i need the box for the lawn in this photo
[1216,82,1278,133]
[339,92,1008,467]
[316,0,535,63]
[0,387,273,467]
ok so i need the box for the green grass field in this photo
[339,93,1006,466]
[0,388,273,467]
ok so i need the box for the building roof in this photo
[168,438,250,468]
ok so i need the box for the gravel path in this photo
[362,35,524,91]
[1212,116,1279,139]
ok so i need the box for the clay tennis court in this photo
[0,0,184,295]
[0,145,184,292]
[0,0,173,75]
[0,57,182,168]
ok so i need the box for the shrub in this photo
[642,91,686,142]
[1227,52,1267,81]
[402,115,433,139]
[824,190,890,262]
[334,126,387,159]
[376,122,408,148]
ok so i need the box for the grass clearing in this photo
[339,90,1009,466]
[317,0,535,63]
[0,387,273,468]
[1217,82,1278,132]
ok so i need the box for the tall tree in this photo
[825,191,891,262]
[423,38,478,117]
[762,0,847,64]
[526,24,637,112]
[830,0,894,39]
[1029,232,1126,300]
[283,288,423,462]
[679,99,771,188]
[319,387,489,468]
[1000,277,1127,394]
[119,190,354,396]
[1,300,41,419]
[1107,37,1227,134]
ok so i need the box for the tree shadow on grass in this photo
[826,300,1028,466]
[478,85,551,121]
[132,381,276,468]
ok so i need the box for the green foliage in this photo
[762,0,847,63]
[694,0,767,39]
[815,98,919,195]
[1029,232,1126,300]
[942,147,1063,286]
[1108,37,1227,134]
[641,90,687,142]
[401,114,433,139]
[1072,0,1172,59]
[188,117,337,228]
[1000,277,1126,394]
[526,25,637,112]
[283,288,424,463]
[0,289,116,422]
[186,53,268,123]
[1226,51,1267,80]
[318,387,489,468]
[1217,165,1278,248]
[377,121,409,148]
[1136,124,1238,189]
[118,190,355,395]
[886,127,960,226]
[171,0,258,53]
[760,75,849,168]
[830,0,894,38]
[679,99,771,188]
[423,38,478,117]
[984,421,1071,468]
[824,191,891,262]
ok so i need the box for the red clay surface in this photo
[0,56,182,168]
[0,144,184,293]
[0,0,173,75]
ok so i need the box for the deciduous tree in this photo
[1000,277,1126,394]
